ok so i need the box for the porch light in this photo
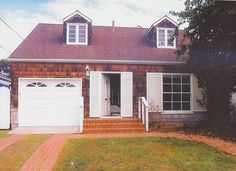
[85,64,90,79]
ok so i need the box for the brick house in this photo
[9,11,206,133]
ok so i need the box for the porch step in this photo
[83,118,145,134]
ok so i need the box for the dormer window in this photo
[157,28,176,48]
[66,23,88,45]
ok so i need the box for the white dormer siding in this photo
[66,23,88,45]
[156,28,176,48]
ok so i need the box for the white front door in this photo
[102,74,111,116]
[90,71,133,118]
[18,78,83,126]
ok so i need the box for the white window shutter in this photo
[89,71,102,117]
[147,73,163,112]
[192,75,207,112]
[121,72,133,117]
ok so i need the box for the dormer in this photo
[145,15,178,49]
[63,10,92,45]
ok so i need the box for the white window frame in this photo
[156,28,176,49]
[66,23,88,45]
[162,73,193,114]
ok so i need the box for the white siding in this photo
[147,73,163,112]
[89,71,102,117]
[121,72,133,117]
[0,87,10,129]
[192,75,206,111]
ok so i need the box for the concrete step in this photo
[84,118,141,124]
[83,118,145,134]
[84,123,144,129]
[83,127,145,134]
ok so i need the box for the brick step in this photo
[83,127,145,134]
[84,123,144,129]
[84,118,141,124]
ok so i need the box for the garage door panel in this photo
[20,117,80,126]
[21,100,80,108]
[19,78,82,127]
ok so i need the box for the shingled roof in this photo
[10,23,186,64]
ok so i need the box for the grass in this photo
[0,134,50,171]
[53,137,236,171]
[0,130,10,139]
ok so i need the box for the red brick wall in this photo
[11,62,181,124]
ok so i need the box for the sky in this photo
[0,0,186,59]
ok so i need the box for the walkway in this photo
[20,134,68,171]
[70,132,236,155]
[0,135,25,152]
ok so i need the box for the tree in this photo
[0,60,11,78]
[171,0,236,123]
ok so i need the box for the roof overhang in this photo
[8,58,186,65]
[63,10,92,23]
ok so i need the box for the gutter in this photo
[7,58,186,65]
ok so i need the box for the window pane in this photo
[158,29,165,46]
[78,25,86,43]
[182,94,190,101]
[163,84,172,92]
[69,38,76,42]
[173,76,181,83]
[167,30,174,47]
[182,102,190,110]
[163,102,172,110]
[182,85,190,92]
[182,75,190,83]
[69,25,76,43]
[163,93,172,101]
[173,84,181,92]
[163,76,171,83]
[173,102,181,110]
[173,94,181,101]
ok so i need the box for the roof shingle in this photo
[10,23,186,62]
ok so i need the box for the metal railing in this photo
[138,97,149,132]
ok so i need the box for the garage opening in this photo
[18,78,83,127]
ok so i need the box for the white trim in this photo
[63,10,92,23]
[156,28,176,49]
[8,58,186,65]
[145,15,178,37]
[161,73,193,113]
[66,23,88,45]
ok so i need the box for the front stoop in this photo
[83,118,145,134]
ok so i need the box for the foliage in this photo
[53,137,236,171]
[171,0,236,123]
[0,59,11,78]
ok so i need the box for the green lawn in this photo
[0,130,10,139]
[0,134,50,171]
[53,137,236,171]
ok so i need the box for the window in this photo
[163,75,191,110]
[157,28,176,48]
[55,82,75,87]
[26,82,47,87]
[67,23,88,45]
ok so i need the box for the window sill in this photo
[66,42,88,45]
[161,110,194,114]
[156,46,176,49]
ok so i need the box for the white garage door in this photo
[18,78,83,127]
